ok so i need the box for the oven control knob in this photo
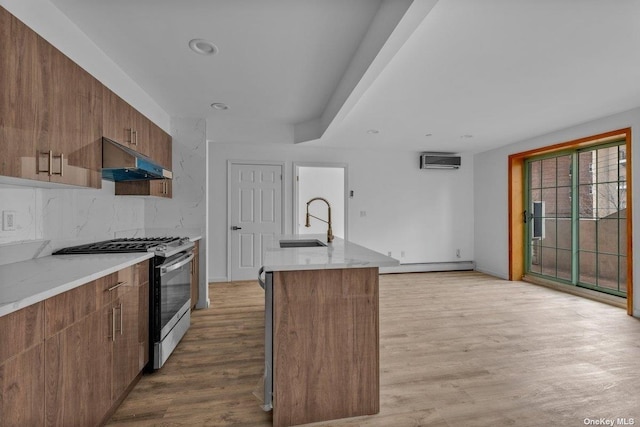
[156,244,167,251]
[180,237,191,245]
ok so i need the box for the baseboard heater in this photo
[380,261,474,274]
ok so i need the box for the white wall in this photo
[297,166,345,238]
[208,142,474,282]
[473,106,640,317]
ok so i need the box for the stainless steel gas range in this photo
[53,236,195,370]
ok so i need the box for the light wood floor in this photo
[107,271,640,427]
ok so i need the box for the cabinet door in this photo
[138,281,149,370]
[102,87,135,148]
[136,260,149,369]
[0,302,45,426]
[45,306,112,426]
[150,179,172,198]
[191,241,200,309]
[48,46,102,188]
[149,121,172,170]
[131,109,150,157]
[112,264,142,400]
[0,7,49,182]
[115,179,172,198]
[0,344,45,426]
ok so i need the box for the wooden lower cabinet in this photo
[111,273,140,401]
[272,267,380,427]
[0,260,149,426]
[45,307,112,426]
[190,240,200,309]
[0,303,45,426]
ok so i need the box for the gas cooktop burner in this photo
[52,237,190,255]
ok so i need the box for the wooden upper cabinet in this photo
[102,87,151,158]
[0,7,49,183]
[1,6,172,191]
[47,44,103,188]
[149,121,172,170]
[0,6,101,188]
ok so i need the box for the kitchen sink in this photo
[279,239,327,248]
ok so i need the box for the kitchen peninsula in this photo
[261,235,398,427]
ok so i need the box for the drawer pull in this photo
[107,281,126,292]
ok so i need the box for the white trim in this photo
[292,162,349,241]
[380,261,474,274]
[226,160,286,281]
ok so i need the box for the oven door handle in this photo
[160,253,195,276]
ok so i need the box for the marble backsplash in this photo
[0,180,145,265]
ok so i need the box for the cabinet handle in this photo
[51,153,63,176]
[119,303,123,336]
[107,281,126,292]
[36,151,51,175]
[111,307,116,342]
[132,129,138,146]
[128,128,134,145]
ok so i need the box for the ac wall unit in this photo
[420,153,461,169]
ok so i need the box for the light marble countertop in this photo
[0,252,153,317]
[262,234,399,272]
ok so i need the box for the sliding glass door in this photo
[525,142,628,297]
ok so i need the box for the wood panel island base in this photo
[261,235,398,427]
[274,267,379,427]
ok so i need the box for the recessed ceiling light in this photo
[210,102,229,110]
[366,129,379,134]
[460,134,473,139]
[189,39,218,56]
[425,133,433,137]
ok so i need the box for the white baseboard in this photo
[380,261,474,274]
[209,276,229,283]
[473,266,508,280]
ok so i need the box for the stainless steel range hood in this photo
[102,138,172,181]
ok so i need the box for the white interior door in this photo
[229,163,283,281]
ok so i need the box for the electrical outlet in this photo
[401,251,405,258]
[360,211,367,217]
[387,251,392,257]
[2,210,17,231]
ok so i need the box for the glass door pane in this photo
[525,142,627,298]
[577,144,627,297]
[526,154,572,282]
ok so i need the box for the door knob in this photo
[231,226,242,230]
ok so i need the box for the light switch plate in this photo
[2,210,17,231]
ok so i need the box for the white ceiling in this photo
[49,0,640,153]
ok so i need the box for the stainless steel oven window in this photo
[158,251,193,339]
